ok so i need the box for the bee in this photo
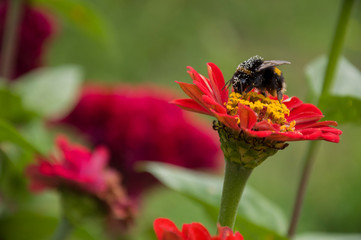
[227,55,291,101]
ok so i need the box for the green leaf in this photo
[0,210,106,240]
[141,162,288,238]
[0,193,107,240]
[295,233,361,240]
[0,87,35,123]
[12,65,83,119]
[305,55,361,124]
[0,119,39,153]
[318,95,361,124]
[21,120,54,155]
[32,0,114,45]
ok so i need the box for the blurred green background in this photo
[37,0,361,235]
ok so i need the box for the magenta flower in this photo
[26,135,134,227]
[0,0,54,79]
[173,63,342,143]
[58,85,221,197]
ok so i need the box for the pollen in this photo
[274,67,282,76]
[226,92,294,131]
[237,66,252,75]
[280,120,296,132]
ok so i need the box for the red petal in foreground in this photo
[153,218,244,240]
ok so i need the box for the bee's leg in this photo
[243,85,253,96]
[239,81,243,93]
[277,90,283,102]
[254,75,263,86]
[222,79,231,90]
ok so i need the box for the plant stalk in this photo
[321,0,355,96]
[0,0,23,81]
[218,159,252,229]
[51,215,73,240]
[287,141,319,238]
[288,0,355,238]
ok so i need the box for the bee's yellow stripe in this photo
[274,67,282,76]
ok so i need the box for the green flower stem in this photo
[288,0,355,238]
[287,141,319,238]
[218,159,253,229]
[51,215,73,240]
[0,0,23,81]
[321,0,355,97]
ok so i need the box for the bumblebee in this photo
[228,55,291,101]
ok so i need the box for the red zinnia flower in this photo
[58,85,221,197]
[0,0,54,79]
[172,63,342,143]
[154,218,244,240]
[26,135,134,228]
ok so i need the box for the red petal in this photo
[295,120,338,130]
[237,104,257,129]
[289,103,322,117]
[154,218,183,240]
[207,63,228,105]
[171,99,212,116]
[244,128,274,138]
[283,96,303,110]
[215,225,244,240]
[253,120,280,131]
[202,95,227,114]
[266,131,304,141]
[182,223,212,240]
[187,67,213,97]
[175,81,207,108]
[298,128,341,143]
[287,103,324,124]
[264,127,341,143]
[210,110,240,131]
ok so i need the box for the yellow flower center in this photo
[226,92,295,132]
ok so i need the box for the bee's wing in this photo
[256,60,291,72]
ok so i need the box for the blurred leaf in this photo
[295,233,361,240]
[0,211,58,240]
[0,147,30,201]
[318,95,361,124]
[12,65,83,119]
[0,119,39,153]
[21,120,54,155]
[306,56,361,124]
[32,0,114,45]
[0,192,106,240]
[142,162,288,238]
[0,87,35,123]
[0,210,106,240]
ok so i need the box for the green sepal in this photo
[214,121,287,168]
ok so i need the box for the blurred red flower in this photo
[154,218,244,240]
[0,0,54,79]
[26,135,133,227]
[59,86,221,197]
[173,63,342,143]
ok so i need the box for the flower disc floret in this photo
[226,92,293,130]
